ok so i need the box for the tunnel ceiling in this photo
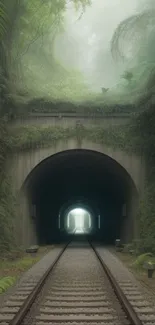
[24,149,137,210]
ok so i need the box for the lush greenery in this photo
[9,0,94,106]
[1,0,155,257]
[0,120,17,254]
[21,100,135,115]
[132,108,155,254]
[8,118,155,254]
[6,0,155,109]
[0,1,19,255]
[132,253,154,268]
[9,126,76,151]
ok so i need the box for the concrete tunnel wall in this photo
[8,139,145,247]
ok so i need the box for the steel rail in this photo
[9,242,70,325]
[9,240,143,325]
[90,242,143,325]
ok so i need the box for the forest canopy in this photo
[3,0,155,110]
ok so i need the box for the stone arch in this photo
[11,139,144,193]
[9,139,145,247]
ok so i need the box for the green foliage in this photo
[0,276,16,293]
[0,2,8,39]
[14,256,40,271]
[110,4,155,106]
[1,0,155,257]
[9,126,76,151]
[132,253,153,269]
[13,0,91,57]
[9,0,92,106]
[7,116,155,255]
[5,0,155,109]
[84,125,137,151]
[0,1,11,115]
[8,124,135,152]
[0,255,41,293]
[0,121,17,255]
[12,0,65,61]
[137,183,155,253]
[129,108,155,253]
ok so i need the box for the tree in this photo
[7,0,91,107]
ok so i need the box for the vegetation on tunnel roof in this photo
[1,0,155,256]
[19,98,136,115]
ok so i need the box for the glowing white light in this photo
[70,208,85,228]
[66,207,91,234]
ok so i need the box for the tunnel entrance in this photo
[22,149,138,246]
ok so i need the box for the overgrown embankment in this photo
[0,120,17,255]
[131,107,155,253]
[0,246,53,294]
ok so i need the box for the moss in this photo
[8,126,76,151]
[8,124,137,152]
[0,246,53,293]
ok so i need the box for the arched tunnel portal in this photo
[21,149,139,246]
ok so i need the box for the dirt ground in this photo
[0,245,53,293]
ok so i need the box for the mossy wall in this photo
[0,111,153,254]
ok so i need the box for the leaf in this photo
[0,276,16,293]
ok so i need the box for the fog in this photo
[11,0,154,106]
[55,0,141,91]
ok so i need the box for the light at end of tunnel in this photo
[66,207,92,235]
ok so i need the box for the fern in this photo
[132,253,153,268]
[0,276,16,294]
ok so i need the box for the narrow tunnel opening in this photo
[65,207,92,235]
[21,149,138,246]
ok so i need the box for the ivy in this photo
[8,118,155,254]
[8,123,142,153]
[131,108,155,253]
[0,0,155,256]
[8,126,76,151]
[0,121,17,255]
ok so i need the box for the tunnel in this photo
[22,149,138,245]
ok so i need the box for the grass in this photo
[0,245,53,294]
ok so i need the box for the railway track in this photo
[0,241,154,325]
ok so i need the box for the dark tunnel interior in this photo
[23,149,138,245]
